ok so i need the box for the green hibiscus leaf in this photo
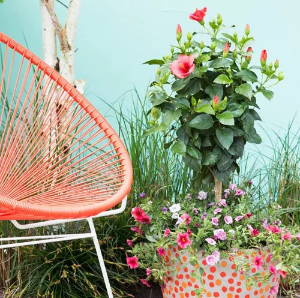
[194,103,215,115]
[209,58,233,68]
[171,140,186,155]
[216,127,234,149]
[172,77,191,92]
[187,146,201,159]
[216,111,235,126]
[188,114,214,130]
[234,69,258,82]
[261,88,274,100]
[213,74,233,84]
[161,109,181,127]
[228,137,245,157]
[235,83,253,99]
[227,103,246,117]
[205,84,223,99]
[143,59,164,65]
[202,147,222,165]
[148,87,168,106]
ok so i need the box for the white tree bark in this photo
[40,0,56,68]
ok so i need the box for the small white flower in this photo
[176,217,184,225]
[169,203,181,213]
[172,212,179,219]
[197,191,207,200]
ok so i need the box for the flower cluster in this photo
[125,184,300,292]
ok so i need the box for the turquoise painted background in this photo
[0,0,299,137]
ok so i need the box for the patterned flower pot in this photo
[162,246,279,298]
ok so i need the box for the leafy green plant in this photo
[145,7,284,200]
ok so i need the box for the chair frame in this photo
[0,198,127,298]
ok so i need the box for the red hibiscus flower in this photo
[170,54,195,79]
[189,7,207,23]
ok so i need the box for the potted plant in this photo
[126,186,300,297]
[126,7,299,298]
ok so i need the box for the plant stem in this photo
[214,175,222,202]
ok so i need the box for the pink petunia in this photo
[131,207,152,224]
[126,256,139,269]
[140,279,151,287]
[229,183,237,190]
[214,229,227,240]
[235,189,246,196]
[146,268,152,276]
[281,232,292,241]
[235,215,244,222]
[170,55,195,79]
[269,285,279,295]
[265,225,281,234]
[296,233,300,241]
[269,265,277,275]
[126,239,134,247]
[213,208,222,215]
[224,215,233,224]
[218,199,227,207]
[164,228,171,237]
[211,217,219,226]
[278,270,287,278]
[157,247,166,256]
[206,251,220,266]
[177,232,192,249]
[253,256,263,269]
[205,238,216,245]
[180,213,192,225]
[131,226,144,235]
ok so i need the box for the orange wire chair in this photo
[0,33,133,297]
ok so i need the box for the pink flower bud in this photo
[176,24,182,41]
[245,47,253,62]
[223,42,230,57]
[213,95,219,105]
[260,49,268,65]
[245,24,250,35]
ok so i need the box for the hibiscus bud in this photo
[274,59,279,69]
[217,14,223,25]
[245,47,253,62]
[223,42,230,57]
[278,72,284,81]
[212,95,219,108]
[260,49,268,65]
[210,42,217,51]
[187,32,193,41]
[245,24,250,35]
[176,24,182,42]
[200,41,205,49]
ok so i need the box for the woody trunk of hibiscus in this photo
[214,177,222,202]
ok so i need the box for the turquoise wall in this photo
[0,0,299,135]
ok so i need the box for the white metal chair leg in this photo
[87,218,113,298]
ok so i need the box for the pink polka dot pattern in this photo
[161,247,279,298]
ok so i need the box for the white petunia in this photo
[169,203,181,213]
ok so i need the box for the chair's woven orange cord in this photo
[0,32,133,220]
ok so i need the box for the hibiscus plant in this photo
[145,7,284,200]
